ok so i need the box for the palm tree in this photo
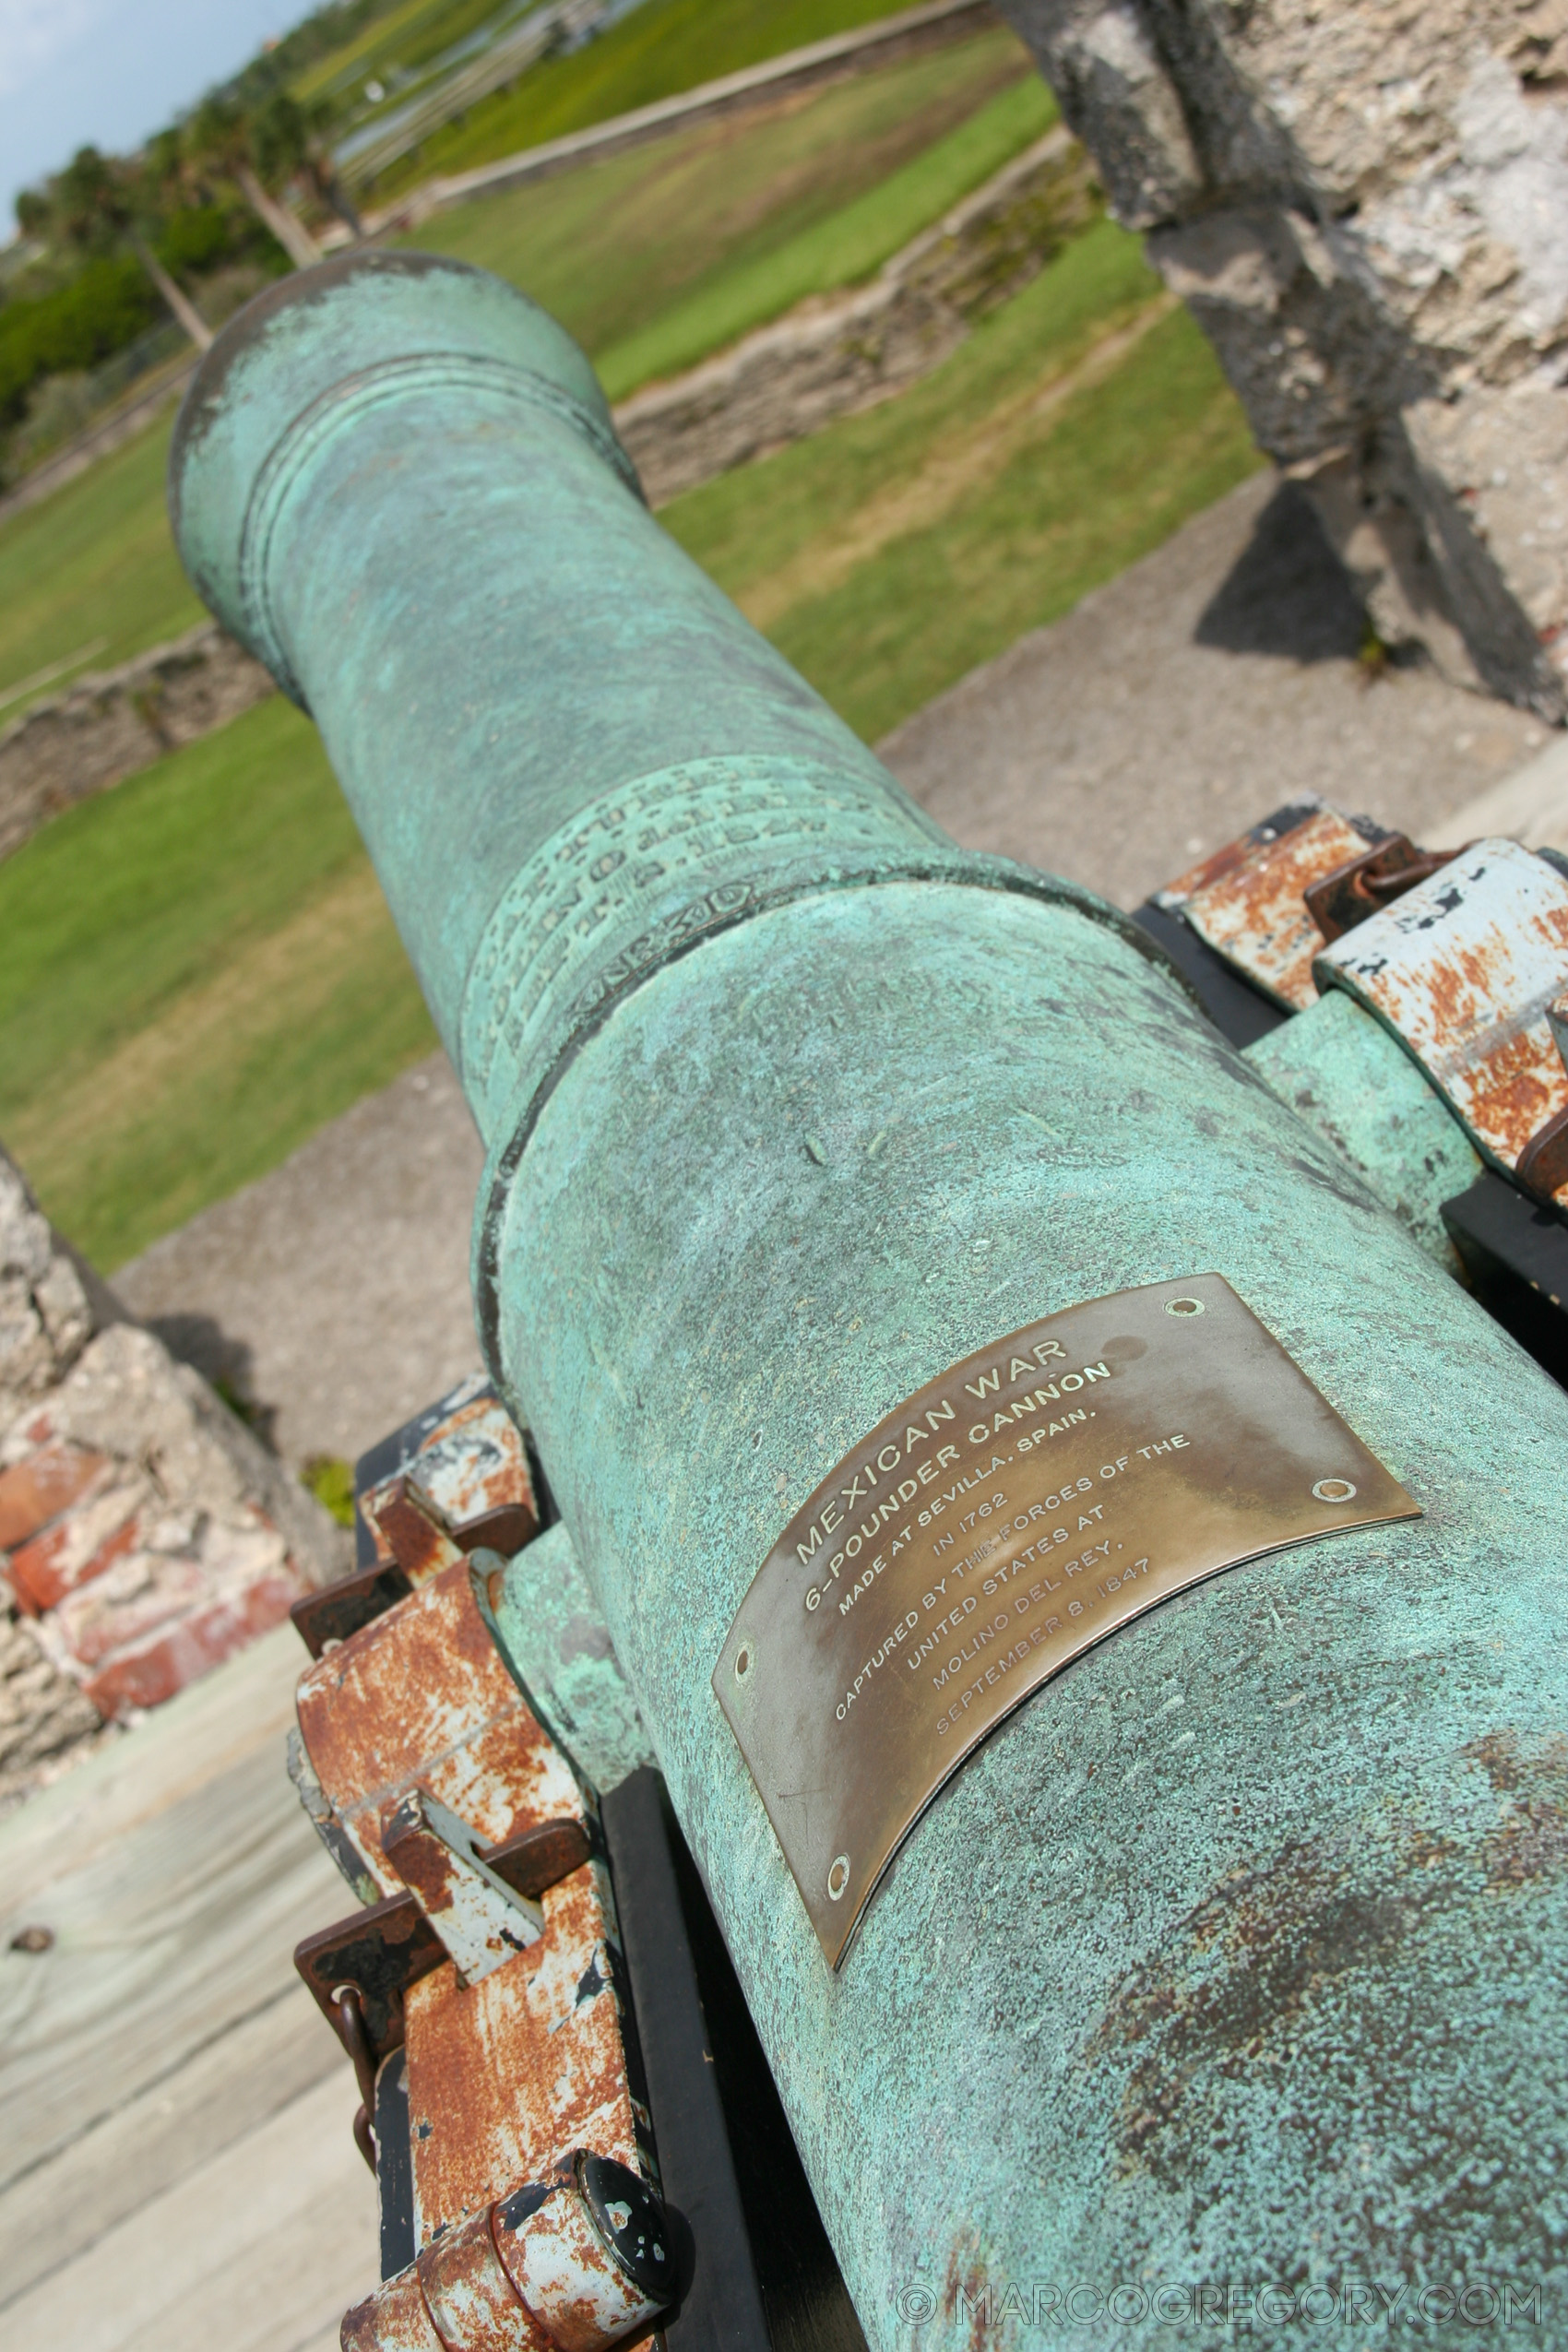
[186,95,324,270]
[45,146,212,350]
[253,89,363,243]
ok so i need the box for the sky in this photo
[0,0,292,219]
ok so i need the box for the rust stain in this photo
[1460,1024,1566,1163]
[362,1390,539,1567]
[411,1391,538,1545]
[1182,811,1374,1010]
[1092,1835,1417,2184]
[1420,954,1485,1051]
[405,1861,640,2247]
[386,1806,464,1916]
[364,1477,468,1582]
[339,2262,444,2351]
[1090,1746,1568,2192]
[944,2233,1002,2352]
[1320,841,1568,1179]
[1464,1731,1568,1889]
[419,2204,540,2352]
[498,2184,630,2350]
[1158,801,1324,908]
[295,1558,583,1895]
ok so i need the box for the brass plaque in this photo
[714,1275,1419,1966]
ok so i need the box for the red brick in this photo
[8,1484,146,1616]
[53,1545,205,1665]
[82,1570,301,1716]
[0,1447,111,1552]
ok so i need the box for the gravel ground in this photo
[879,472,1550,907]
[114,1057,484,1470]
[113,472,1556,1467]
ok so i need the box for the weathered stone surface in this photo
[0,1151,101,1421]
[0,621,274,863]
[0,1143,346,1803]
[0,1603,109,1811]
[7,1323,345,1594]
[996,0,1568,719]
[616,126,1099,505]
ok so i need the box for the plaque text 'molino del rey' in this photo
[715,1275,1420,1966]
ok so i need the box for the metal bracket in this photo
[1302,835,1458,944]
[295,1816,591,2064]
[1316,837,1568,1200]
[383,1786,546,1982]
[1155,799,1385,1008]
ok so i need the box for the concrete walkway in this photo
[115,1057,486,1471]
[880,470,1550,911]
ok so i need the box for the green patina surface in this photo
[171,252,1568,2346]
[1244,989,1483,1274]
[474,1526,655,1795]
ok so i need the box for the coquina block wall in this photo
[0,1146,344,1805]
[996,0,1568,719]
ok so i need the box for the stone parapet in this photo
[996,0,1568,719]
[0,620,274,864]
[0,1145,345,1811]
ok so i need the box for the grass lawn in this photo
[0,696,435,1269]
[665,219,1264,739]
[410,32,1047,398]
[294,0,508,106]
[0,34,1037,713]
[0,413,203,719]
[1,217,1257,1269]
[370,0,929,195]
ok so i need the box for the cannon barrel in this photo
[172,253,1568,2332]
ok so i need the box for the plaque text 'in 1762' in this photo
[715,1274,1420,1966]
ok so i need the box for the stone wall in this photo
[0,1145,345,1811]
[995,0,1568,719]
[0,621,274,863]
[619,125,1099,505]
[1,136,1098,870]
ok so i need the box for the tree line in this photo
[2,13,387,459]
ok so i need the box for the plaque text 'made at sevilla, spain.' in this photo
[715,1275,1420,1966]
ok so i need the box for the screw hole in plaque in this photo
[1313,1478,1358,1503]
[827,1854,850,1902]
[734,1642,753,1681]
[1165,1296,1206,1316]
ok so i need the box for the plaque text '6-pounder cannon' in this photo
[717,1275,1418,1966]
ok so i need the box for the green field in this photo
[0,0,1264,1273]
[411,33,1047,398]
[0,210,1258,1268]
[0,33,1036,715]
[668,220,1260,741]
[0,417,202,718]
[0,696,436,1266]
[366,0,932,193]
[295,0,513,105]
